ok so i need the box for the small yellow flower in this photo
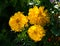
[28,6,39,24]
[9,11,28,32]
[39,6,50,24]
[28,6,50,26]
[27,25,45,42]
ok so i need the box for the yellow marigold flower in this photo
[39,6,44,15]
[9,11,28,32]
[39,6,50,25]
[28,6,39,24]
[28,6,50,26]
[27,25,45,42]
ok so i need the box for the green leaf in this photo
[51,26,60,36]
[10,0,17,7]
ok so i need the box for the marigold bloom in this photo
[9,11,28,32]
[28,6,50,26]
[27,25,45,42]
[28,6,39,25]
[39,6,50,25]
